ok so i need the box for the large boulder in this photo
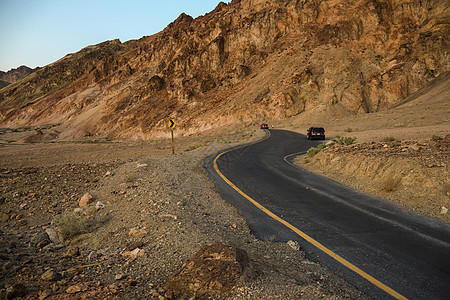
[165,243,251,298]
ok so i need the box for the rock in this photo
[66,285,82,294]
[96,201,106,211]
[1,211,10,222]
[287,240,300,251]
[17,219,28,227]
[122,248,145,260]
[440,206,448,215]
[6,283,26,299]
[88,251,98,260]
[65,247,80,257]
[137,163,148,168]
[36,238,51,248]
[73,207,83,214]
[128,227,148,236]
[41,269,62,281]
[115,273,127,280]
[160,213,178,220]
[79,193,94,207]
[38,289,52,300]
[104,170,114,177]
[45,227,61,244]
[108,283,118,294]
[30,232,50,247]
[165,243,250,298]
[2,261,14,274]
[126,241,144,251]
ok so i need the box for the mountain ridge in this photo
[0,65,33,86]
[0,0,448,140]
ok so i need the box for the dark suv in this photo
[307,127,325,140]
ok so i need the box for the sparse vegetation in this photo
[344,128,353,132]
[122,173,136,183]
[432,135,442,141]
[307,143,328,156]
[333,136,356,145]
[185,145,200,152]
[382,176,402,192]
[52,211,89,241]
[384,136,396,142]
[307,136,356,156]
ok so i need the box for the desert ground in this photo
[1,128,367,299]
[0,75,448,299]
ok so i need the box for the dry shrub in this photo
[443,184,450,197]
[382,176,402,192]
[122,174,136,183]
[52,211,89,241]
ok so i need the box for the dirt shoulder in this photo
[295,135,450,224]
[0,128,365,299]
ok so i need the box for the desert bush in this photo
[431,135,442,141]
[52,211,88,241]
[443,184,450,197]
[384,136,396,142]
[344,128,353,132]
[333,136,356,145]
[122,173,136,183]
[307,143,328,156]
[382,176,401,192]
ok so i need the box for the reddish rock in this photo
[165,243,250,298]
[66,285,82,294]
[79,193,94,207]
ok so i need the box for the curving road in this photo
[205,129,450,300]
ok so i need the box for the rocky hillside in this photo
[0,65,33,87]
[0,0,449,140]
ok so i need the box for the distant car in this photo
[260,124,269,129]
[307,127,325,140]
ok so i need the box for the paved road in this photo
[205,129,450,299]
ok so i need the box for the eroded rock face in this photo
[165,243,250,298]
[0,0,448,139]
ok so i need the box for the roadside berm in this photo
[295,135,450,223]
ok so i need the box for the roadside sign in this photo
[169,119,175,128]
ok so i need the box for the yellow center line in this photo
[213,130,408,300]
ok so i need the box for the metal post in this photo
[171,128,175,154]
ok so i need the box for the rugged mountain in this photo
[0,65,33,85]
[0,80,10,90]
[0,0,448,140]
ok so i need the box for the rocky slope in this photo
[0,66,33,84]
[0,0,449,140]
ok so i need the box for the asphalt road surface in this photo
[205,129,450,300]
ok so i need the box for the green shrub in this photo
[383,136,396,142]
[333,136,356,145]
[307,143,328,156]
[431,135,442,141]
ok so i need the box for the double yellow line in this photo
[213,130,407,300]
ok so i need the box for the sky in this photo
[0,0,230,72]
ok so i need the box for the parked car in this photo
[260,124,269,129]
[307,127,325,140]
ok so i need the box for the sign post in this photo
[169,118,175,154]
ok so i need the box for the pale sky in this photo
[0,0,230,71]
